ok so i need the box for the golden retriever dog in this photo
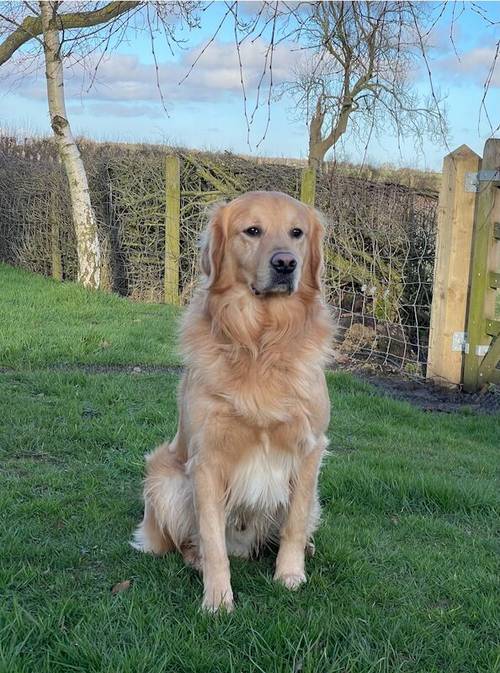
[132,191,334,612]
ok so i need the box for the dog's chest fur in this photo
[227,436,298,512]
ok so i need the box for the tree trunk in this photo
[40,1,101,289]
[308,102,326,173]
[308,97,353,174]
[308,142,326,173]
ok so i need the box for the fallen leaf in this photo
[111,579,131,594]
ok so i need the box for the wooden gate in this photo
[427,138,500,391]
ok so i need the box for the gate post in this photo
[426,145,480,387]
[463,138,500,391]
[300,167,317,206]
[49,192,63,281]
[164,154,181,305]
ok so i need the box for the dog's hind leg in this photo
[131,442,195,555]
[131,499,175,555]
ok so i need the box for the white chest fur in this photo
[227,440,298,512]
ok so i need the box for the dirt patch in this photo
[51,364,184,376]
[0,364,183,375]
[352,370,500,414]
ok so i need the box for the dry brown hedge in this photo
[0,136,437,374]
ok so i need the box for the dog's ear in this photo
[200,202,227,288]
[307,207,326,292]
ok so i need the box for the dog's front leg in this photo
[274,443,324,590]
[194,461,233,612]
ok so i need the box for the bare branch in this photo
[278,1,449,172]
[0,1,139,66]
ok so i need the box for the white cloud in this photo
[434,46,500,88]
[1,38,300,116]
[67,102,165,119]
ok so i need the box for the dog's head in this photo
[200,191,324,296]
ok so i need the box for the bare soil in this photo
[352,370,500,414]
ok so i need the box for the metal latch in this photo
[465,170,500,192]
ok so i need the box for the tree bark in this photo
[40,1,101,289]
[0,2,139,67]
[308,141,326,173]
[308,100,326,173]
[308,99,352,173]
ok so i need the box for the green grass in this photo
[1,264,499,673]
[0,263,180,368]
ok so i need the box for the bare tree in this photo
[5,0,490,292]
[0,0,296,287]
[0,1,198,288]
[279,2,447,173]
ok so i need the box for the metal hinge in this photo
[452,333,490,357]
[452,332,468,352]
[465,170,500,192]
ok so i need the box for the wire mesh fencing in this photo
[316,175,436,372]
[0,136,437,376]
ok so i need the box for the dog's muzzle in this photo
[251,251,299,296]
[269,251,297,293]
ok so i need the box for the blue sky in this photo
[1,1,499,170]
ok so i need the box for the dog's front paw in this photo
[202,585,234,613]
[274,570,306,590]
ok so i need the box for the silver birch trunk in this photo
[40,1,101,288]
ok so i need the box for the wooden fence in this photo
[427,138,500,391]
[1,139,438,376]
[162,156,317,305]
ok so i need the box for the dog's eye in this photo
[290,228,303,239]
[244,226,262,237]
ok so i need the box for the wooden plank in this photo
[49,194,62,281]
[478,336,500,382]
[300,167,317,206]
[487,368,500,384]
[164,155,180,305]
[426,145,480,387]
[464,138,500,391]
[489,271,500,289]
[485,319,500,337]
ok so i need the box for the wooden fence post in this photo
[49,193,62,281]
[426,145,480,387]
[164,154,180,305]
[300,167,317,206]
[463,138,500,391]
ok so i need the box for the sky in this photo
[1,1,500,170]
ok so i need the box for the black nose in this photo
[270,251,297,275]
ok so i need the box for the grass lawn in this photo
[0,263,499,673]
[0,263,180,369]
